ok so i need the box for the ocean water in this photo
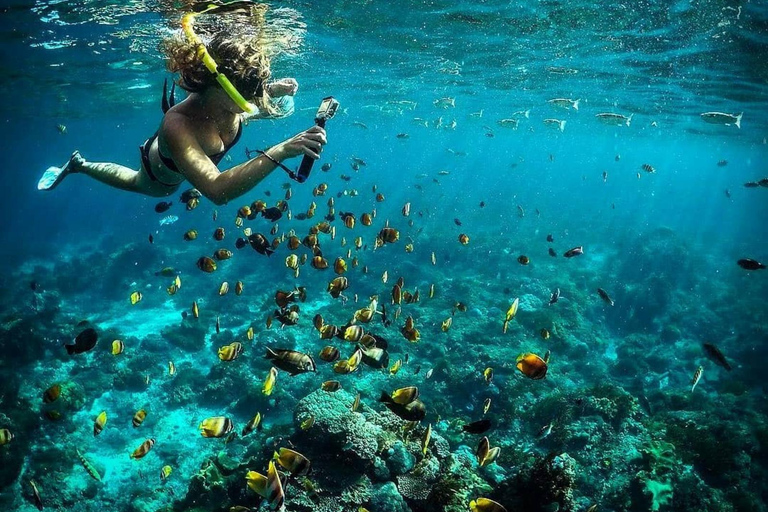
[1,1,767,512]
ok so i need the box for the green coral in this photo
[645,478,673,511]
[641,440,677,477]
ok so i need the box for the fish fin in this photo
[736,112,742,129]
[265,347,277,359]
[379,391,392,404]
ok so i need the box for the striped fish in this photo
[76,449,102,481]
[266,460,285,510]
[691,366,704,392]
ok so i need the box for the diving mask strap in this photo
[181,10,258,114]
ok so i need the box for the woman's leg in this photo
[72,152,178,197]
[71,152,142,193]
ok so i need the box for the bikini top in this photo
[158,120,243,173]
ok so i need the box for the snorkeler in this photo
[38,1,326,205]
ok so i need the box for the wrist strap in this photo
[255,150,298,180]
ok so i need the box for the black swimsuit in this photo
[139,121,243,187]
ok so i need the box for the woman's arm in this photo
[164,116,326,205]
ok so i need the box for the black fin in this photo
[169,81,176,108]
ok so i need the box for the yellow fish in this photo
[218,342,243,362]
[389,359,402,375]
[130,291,142,305]
[93,411,107,436]
[111,339,125,355]
[505,297,519,322]
[352,392,361,412]
[199,416,234,438]
[262,367,278,396]
[422,423,432,455]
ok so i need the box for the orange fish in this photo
[516,353,548,379]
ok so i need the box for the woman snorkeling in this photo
[38,1,326,205]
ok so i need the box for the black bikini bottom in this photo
[140,133,183,188]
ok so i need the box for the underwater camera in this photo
[295,96,339,183]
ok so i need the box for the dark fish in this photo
[248,234,275,256]
[235,237,248,249]
[744,182,760,188]
[30,281,39,291]
[262,207,282,222]
[597,288,614,306]
[264,190,271,196]
[737,258,765,270]
[154,201,172,213]
[340,175,352,182]
[549,288,560,305]
[379,391,426,421]
[546,234,554,242]
[462,419,492,434]
[479,201,485,208]
[454,218,462,226]
[703,342,732,371]
[725,189,731,199]
[294,213,308,220]
[65,328,98,355]
[360,345,389,369]
[321,163,332,172]
[563,246,583,258]
[179,188,201,203]
[148,234,154,244]
[716,160,727,167]
[548,247,557,257]
[265,347,317,375]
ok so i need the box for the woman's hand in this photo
[266,78,298,97]
[273,126,327,161]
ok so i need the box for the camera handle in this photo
[295,117,327,183]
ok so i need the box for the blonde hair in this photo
[163,31,276,112]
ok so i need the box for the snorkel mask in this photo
[181,1,261,114]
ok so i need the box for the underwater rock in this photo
[293,389,386,470]
[178,458,230,511]
[386,441,416,475]
[491,452,577,512]
[373,455,391,481]
[371,481,411,512]
[161,319,207,351]
[397,455,441,503]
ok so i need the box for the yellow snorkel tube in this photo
[181,1,259,114]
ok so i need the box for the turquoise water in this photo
[1,1,767,512]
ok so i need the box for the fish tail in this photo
[559,120,566,132]
[65,345,74,355]
[627,114,633,127]
[736,113,742,129]
[379,391,392,404]
[573,99,580,111]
